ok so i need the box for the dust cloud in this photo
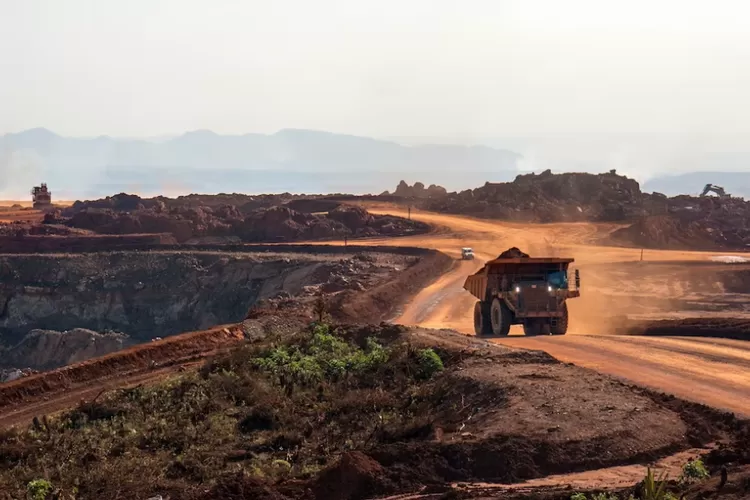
[0,147,43,200]
[366,206,735,336]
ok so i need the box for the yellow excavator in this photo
[700,184,731,199]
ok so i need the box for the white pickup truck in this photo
[461,247,475,260]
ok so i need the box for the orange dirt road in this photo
[355,206,750,417]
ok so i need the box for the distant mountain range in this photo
[0,128,521,199]
[4,127,748,201]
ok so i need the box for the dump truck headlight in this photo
[547,285,553,292]
[515,286,520,293]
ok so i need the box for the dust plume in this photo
[0,146,44,200]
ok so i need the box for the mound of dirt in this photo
[313,452,393,500]
[284,199,342,213]
[419,170,647,223]
[611,195,750,250]
[497,247,530,259]
[195,473,291,500]
[626,318,750,340]
[610,215,730,250]
[58,194,427,244]
[380,169,750,250]
[0,324,247,410]
[1,325,745,499]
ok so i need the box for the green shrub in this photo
[417,348,444,379]
[641,468,676,500]
[254,326,390,386]
[680,458,709,483]
[27,479,53,500]
[348,337,389,372]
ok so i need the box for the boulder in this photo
[328,205,373,230]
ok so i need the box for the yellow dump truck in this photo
[463,249,580,336]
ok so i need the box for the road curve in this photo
[359,205,750,417]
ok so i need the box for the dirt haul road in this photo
[341,205,750,417]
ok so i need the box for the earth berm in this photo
[0,321,747,500]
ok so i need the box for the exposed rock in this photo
[328,205,373,230]
[421,170,647,223]
[393,180,448,199]
[0,368,37,383]
[0,251,417,368]
[57,195,426,243]
[410,169,750,250]
[0,253,325,345]
[2,328,131,370]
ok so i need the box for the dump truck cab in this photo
[464,253,580,336]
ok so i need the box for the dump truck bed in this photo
[463,257,575,300]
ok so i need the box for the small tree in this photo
[313,294,329,324]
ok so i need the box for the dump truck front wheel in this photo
[550,303,569,335]
[473,301,492,336]
[490,298,512,336]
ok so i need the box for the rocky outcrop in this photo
[2,329,131,370]
[391,180,448,198]
[57,195,426,244]
[421,170,647,223]
[238,206,349,242]
[0,252,329,345]
[401,169,750,250]
[611,207,750,250]
[0,249,419,352]
[327,205,373,230]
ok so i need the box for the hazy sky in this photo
[2,0,750,142]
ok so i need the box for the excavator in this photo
[700,184,731,199]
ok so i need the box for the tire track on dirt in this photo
[495,335,750,417]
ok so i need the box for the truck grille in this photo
[519,286,557,312]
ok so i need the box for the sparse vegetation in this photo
[0,324,461,499]
[570,467,682,500]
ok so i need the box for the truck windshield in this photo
[547,271,568,288]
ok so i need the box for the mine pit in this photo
[0,247,428,372]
